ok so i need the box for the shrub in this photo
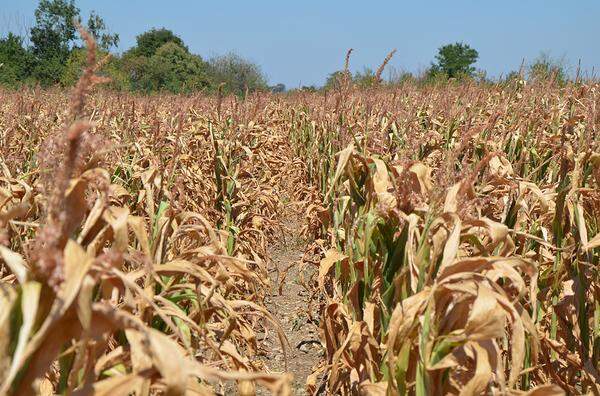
[208,52,269,96]
[528,52,568,84]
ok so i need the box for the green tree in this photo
[129,28,187,58]
[30,0,79,85]
[124,42,210,93]
[29,0,118,86]
[86,11,119,51]
[208,52,268,95]
[30,0,79,59]
[429,42,479,79]
[0,33,34,87]
[151,42,209,93]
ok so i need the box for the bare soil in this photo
[257,219,323,395]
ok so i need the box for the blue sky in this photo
[1,1,599,87]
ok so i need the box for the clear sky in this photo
[1,1,599,87]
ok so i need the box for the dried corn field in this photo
[0,43,599,396]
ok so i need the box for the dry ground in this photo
[257,218,323,395]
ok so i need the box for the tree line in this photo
[0,0,269,95]
[320,43,572,92]
[0,0,575,95]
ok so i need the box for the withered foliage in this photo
[0,31,305,395]
[303,81,599,395]
[0,34,599,396]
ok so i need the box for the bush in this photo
[528,53,568,84]
[208,52,269,96]
[61,48,129,90]
[324,70,347,91]
[271,83,286,93]
[353,67,377,88]
[387,68,416,85]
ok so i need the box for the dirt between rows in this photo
[256,219,323,395]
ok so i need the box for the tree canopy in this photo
[87,11,120,51]
[0,0,271,95]
[429,42,479,79]
[0,33,34,87]
[30,0,79,58]
[129,28,188,58]
[29,0,80,85]
[124,41,210,93]
[25,0,119,86]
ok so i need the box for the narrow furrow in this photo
[257,218,322,395]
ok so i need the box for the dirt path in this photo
[257,218,323,395]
